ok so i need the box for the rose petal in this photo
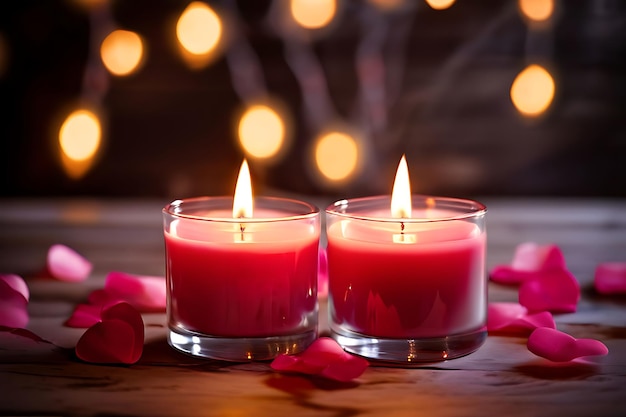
[104,271,166,311]
[0,274,29,301]
[519,268,580,313]
[47,244,92,282]
[594,263,626,294]
[64,304,105,328]
[528,327,609,362]
[0,280,29,328]
[318,247,328,297]
[511,242,566,272]
[488,302,555,335]
[75,302,144,364]
[271,337,368,382]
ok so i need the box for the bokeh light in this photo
[424,0,456,11]
[510,64,555,117]
[518,0,554,23]
[290,0,337,30]
[100,30,144,76]
[238,105,286,160]
[58,109,103,179]
[314,131,359,183]
[176,2,222,56]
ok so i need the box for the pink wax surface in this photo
[165,217,319,337]
[327,219,486,338]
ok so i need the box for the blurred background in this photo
[0,0,624,200]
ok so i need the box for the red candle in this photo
[326,156,487,363]
[163,161,320,361]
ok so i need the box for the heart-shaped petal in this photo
[527,327,608,362]
[488,302,555,335]
[75,302,144,364]
[47,244,92,282]
[271,337,368,382]
[104,271,166,311]
[594,263,626,294]
[519,268,580,313]
[0,274,29,301]
[0,279,29,328]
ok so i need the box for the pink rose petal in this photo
[76,302,144,364]
[511,242,566,272]
[594,263,626,294]
[528,327,609,362]
[318,247,328,297]
[104,271,166,311]
[488,302,555,335]
[64,303,106,328]
[0,279,29,328]
[47,244,92,282]
[0,274,29,301]
[271,337,368,382]
[519,268,580,313]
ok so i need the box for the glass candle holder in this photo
[325,195,487,364]
[163,196,320,361]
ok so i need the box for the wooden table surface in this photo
[0,197,625,417]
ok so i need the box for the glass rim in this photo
[325,195,487,223]
[163,196,320,224]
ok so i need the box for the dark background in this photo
[1,0,625,200]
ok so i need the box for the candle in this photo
[326,156,487,364]
[163,161,320,361]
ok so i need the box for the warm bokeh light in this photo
[510,64,555,117]
[290,0,337,30]
[424,0,456,10]
[518,0,554,22]
[238,105,285,160]
[314,131,359,182]
[176,2,222,56]
[233,159,253,219]
[100,30,144,76]
[58,109,102,179]
[391,155,412,219]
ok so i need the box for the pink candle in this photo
[163,162,320,361]
[325,157,487,363]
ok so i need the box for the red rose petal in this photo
[594,263,626,294]
[104,271,166,311]
[0,274,29,301]
[519,268,580,313]
[271,337,368,382]
[0,279,29,328]
[47,244,92,282]
[75,302,144,364]
[527,327,608,362]
[488,302,555,335]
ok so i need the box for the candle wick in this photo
[239,220,245,242]
[400,222,405,234]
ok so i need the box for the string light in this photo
[100,30,144,76]
[314,131,360,183]
[58,109,103,179]
[176,2,222,56]
[290,0,337,29]
[424,0,456,11]
[237,104,287,161]
[510,64,555,117]
[518,0,554,23]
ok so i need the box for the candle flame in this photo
[233,159,253,218]
[391,155,412,219]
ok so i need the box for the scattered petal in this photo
[488,302,555,335]
[47,244,92,282]
[104,271,166,311]
[64,303,105,328]
[0,326,52,343]
[528,327,608,362]
[271,337,368,382]
[519,268,580,313]
[0,274,29,301]
[489,266,536,285]
[318,247,328,297]
[594,263,626,295]
[0,279,29,328]
[490,243,567,285]
[76,302,144,364]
